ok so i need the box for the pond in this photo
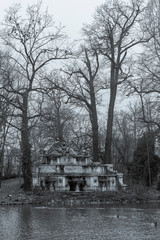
[0,203,160,240]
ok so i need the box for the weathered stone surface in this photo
[32,143,127,192]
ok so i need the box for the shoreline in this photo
[1,189,160,206]
[1,178,160,207]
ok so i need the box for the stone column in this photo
[76,182,80,192]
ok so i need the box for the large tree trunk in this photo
[56,108,64,143]
[0,138,6,188]
[104,65,118,164]
[104,87,117,163]
[90,109,99,162]
[90,80,99,162]
[92,117,99,162]
[0,151,2,188]
[21,92,32,191]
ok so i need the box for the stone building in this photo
[32,142,126,192]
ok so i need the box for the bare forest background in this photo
[0,0,160,191]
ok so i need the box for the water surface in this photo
[0,203,160,240]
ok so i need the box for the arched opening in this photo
[68,177,86,191]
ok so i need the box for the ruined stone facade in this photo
[32,143,126,192]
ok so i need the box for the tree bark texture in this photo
[21,92,32,191]
[104,86,117,163]
[89,80,99,162]
[104,64,118,164]
[85,49,99,162]
[0,151,2,188]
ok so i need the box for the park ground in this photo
[1,178,160,206]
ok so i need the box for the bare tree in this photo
[131,0,160,119]
[38,89,74,145]
[69,113,93,155]
[0,95,11,187]
[113,112,133,172]
[51,46,102,161]
[0,52,16,188]
[83,0,146,163]
[0,1,69,190]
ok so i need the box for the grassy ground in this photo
[0,178,22,198]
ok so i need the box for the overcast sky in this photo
[0,0,105,39]
[0,0,136,111]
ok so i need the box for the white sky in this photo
[0,0,105,39]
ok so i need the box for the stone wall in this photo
[32,157,126,191]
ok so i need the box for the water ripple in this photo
[0,204,160,240]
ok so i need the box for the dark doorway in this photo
[68,177,76,191]
[79,177,86,191]
[68,177,86,191]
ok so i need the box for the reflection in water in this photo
[19,207,33,240]
[0,204,160,240]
